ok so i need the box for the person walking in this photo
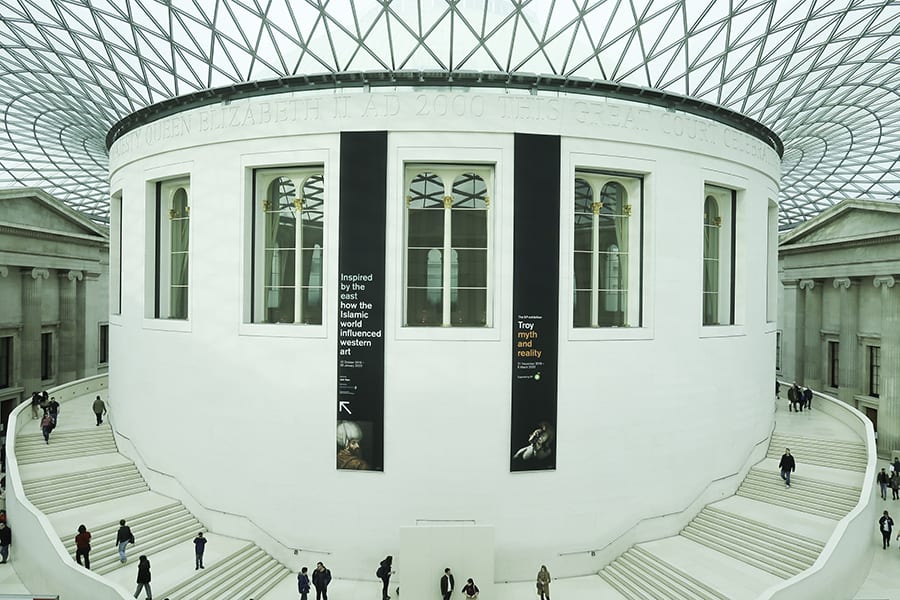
[440,567,455,600]
[92,396,107,426]
[878,468,890,500]
[891,469,900,501]
[462,578,479,599]
[116,519,135,563]
[47,396,60,425]
[30,392,41,419]
[40,412,54,444]
[779,448,796,487]
[377,555,394,600]
[133,555,152,599]
[879,510,894,549]
[536,565,551,600]
[75,524,92,569]
[193,531,207,569]
[312,561,331,600]
[0,522,10,563]
[803,386,813,410]
[298,566,311,600]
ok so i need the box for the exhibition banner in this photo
[336,131,387,471]
[510,133,561,472]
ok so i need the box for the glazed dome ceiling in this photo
[0,1,897,227]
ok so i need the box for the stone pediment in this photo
[0,188,106,239]
[780,199,900,249]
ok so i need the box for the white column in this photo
[834,278,859,404]
[799,279,822,388]
[21,267,49,394]
[875,276,900,456]
[57,270,83,383]
[780,279,800,382]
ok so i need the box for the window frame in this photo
[99,323,109,365]
[702,184,736,327]
[40,330,54,382]
[0,335,12,389]
[868,345,881,398]
[250,165,326,326]
[571,169,643,329]
[402,162,495,329]
[826,338,839,388]
[149,177,191,321]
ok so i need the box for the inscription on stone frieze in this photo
[109,92,778,170]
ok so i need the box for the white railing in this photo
[759,386,878,599]
[6,375,132,599]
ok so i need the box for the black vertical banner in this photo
[337,131,387,471]
[511,133,561,472]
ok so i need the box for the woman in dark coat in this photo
[75,524,91,569]
[377,555,394,600]
[134,555,152,599]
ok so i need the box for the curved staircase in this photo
[16,404,291,600]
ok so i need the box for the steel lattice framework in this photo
[0,0,897,226]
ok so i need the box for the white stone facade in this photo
[109,88,780,580]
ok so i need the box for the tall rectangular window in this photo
[775,331,782,372]
[869,345,881,397]
[573,171,643,328]
[404,164,492,327]
[703,184,736,325]
[251,167,324,324]
[828,340,839,388]
[153,178,190,319]
[41,332,52,381]
[0,337,11,389]
[99,324,109,364]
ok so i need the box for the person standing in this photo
[536,565,551,600]
[440,567,455,600]
[878,468,890,500]
[462,578,479,599]
[779,448,796,487]
[0,522,10,563]
[92,396,107,426]
[193,531,207,569]
[312,561,331,600]
[787,384,796,411]
[133,555,152,599]
[879,510,894,549]
[40,412,54,444]
[803,386,813,410]
[377,555,394,600]
[116,519,135,563]
[75,524,92,569]
[298,566,311,600]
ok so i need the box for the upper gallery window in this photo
[703,184,736,326]
[154,178,190,319]
[405,164,493,327]
[573,171,643,328]
[251,167,324,325]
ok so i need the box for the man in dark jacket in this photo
[116,519,134,563]
[878,468,890,500]
[803,386,813,410]
[779,448,796,487]
[879,511,894,549]
[312,561,332,600]
[440,567,455,600]
[0,522,10,563]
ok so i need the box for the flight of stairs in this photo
[16,417,291,600]
[599,433,865,599]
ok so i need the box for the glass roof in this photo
[0,0,897,227]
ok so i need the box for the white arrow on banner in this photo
[338,400,352,414]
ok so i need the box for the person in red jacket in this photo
[75,524,92,569]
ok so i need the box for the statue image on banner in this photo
[512,421,555,463]
[336,420,373,470]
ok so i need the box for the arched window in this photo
[152,177,190,320]
[702,195,720,325]
[252,167,325,324]
[406,165,491,327]
[573,173,641,328]
[702,185,736,326]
